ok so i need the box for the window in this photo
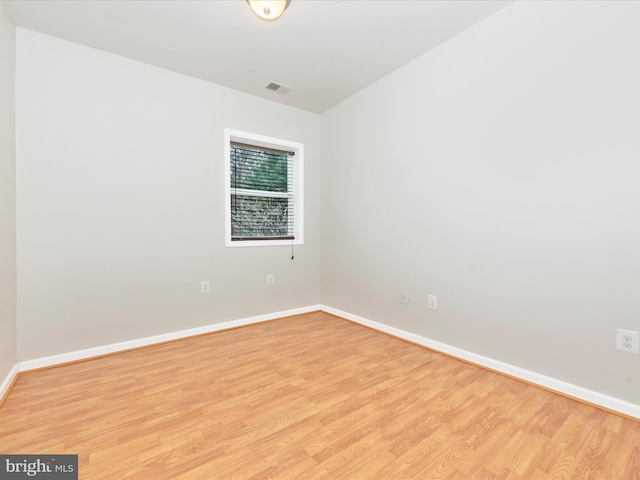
[225,129,304,247]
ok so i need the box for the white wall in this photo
[320,0,640,405]
[12,1,640,411]
[0,5,17,384]
[15,28,321,361]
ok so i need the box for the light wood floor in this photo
[1,312,639,479]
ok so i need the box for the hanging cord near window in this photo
[291,238,295,260]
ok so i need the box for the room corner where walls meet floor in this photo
[1,305,639,421]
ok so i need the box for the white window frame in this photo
[224,128,304,247]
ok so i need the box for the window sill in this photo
[226,239,304,248]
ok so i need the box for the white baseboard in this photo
[18,305,322,372]
[0,363,18,403]
[321,305,640,420]
[11,303,639,420]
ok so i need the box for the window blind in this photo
[230,142,296,241]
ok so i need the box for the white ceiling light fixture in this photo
[246,0,290,22]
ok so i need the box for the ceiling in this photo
[3,0,512,113]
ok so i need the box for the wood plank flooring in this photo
[1,311,639,479]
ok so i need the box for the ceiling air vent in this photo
[266,82,292,94]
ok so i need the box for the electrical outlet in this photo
[616,328,639,354]
[200,280,210,293]
[400,291,410,304]
[428,294,438,311]
[267,274,275,286]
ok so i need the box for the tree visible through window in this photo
[230,144,292,239]
[225,130,304,247]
